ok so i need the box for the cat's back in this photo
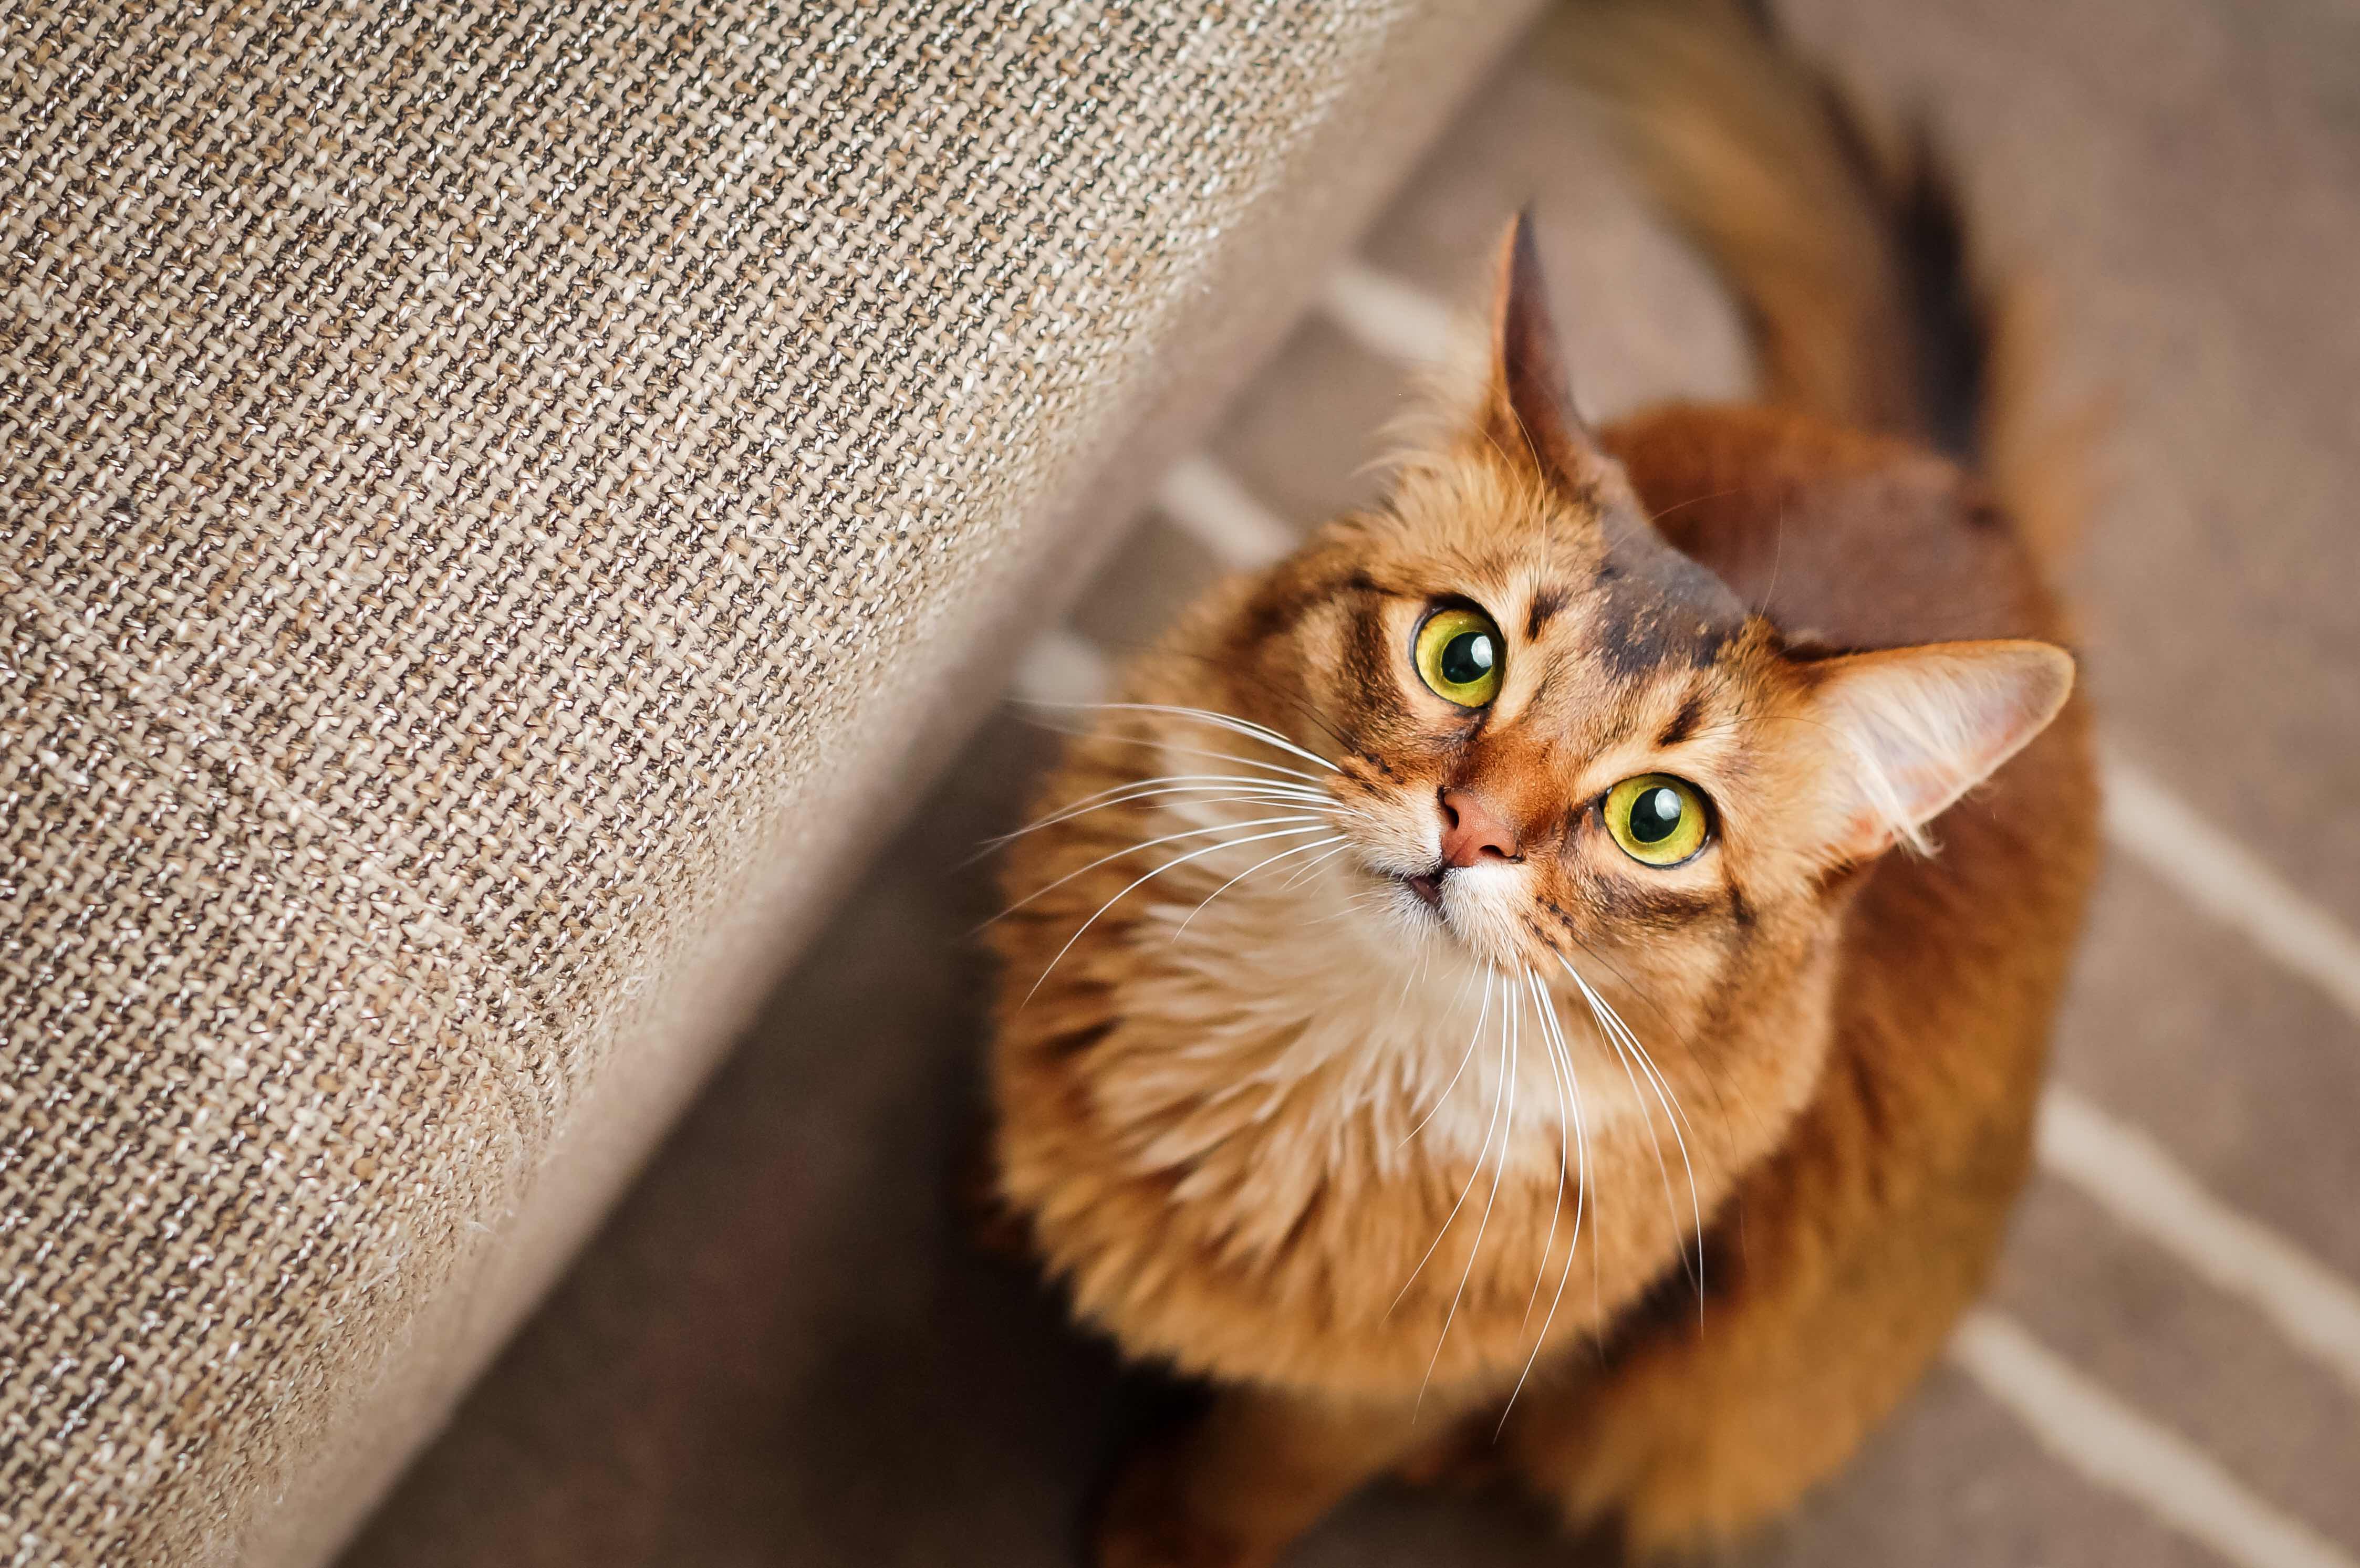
[1603,402,2063,655]
[1604,399,2096,1036]
[1602,398,2098,1250]
[1603,395,2098,1298]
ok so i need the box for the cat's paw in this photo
[1090,1444,1274,1568]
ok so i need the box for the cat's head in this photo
[1202,216,2072,1008]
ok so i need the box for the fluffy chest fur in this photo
[989,716,1843,1400]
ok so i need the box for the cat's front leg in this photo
[1093,1383,1440,1568]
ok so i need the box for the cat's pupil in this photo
[1630,786,1684,843]
[1440,631,1495,687]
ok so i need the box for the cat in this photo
[984,4,2100,1563]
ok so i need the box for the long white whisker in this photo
[1017,717,1336,787]
[1622,1028,1705,1203]
[1302,893,1394,927]
[1101,701,1343,775]
[1170,834,1346,939]
[1421,970,1519,1413]
[1609,1033,1694,1294]
[1502,970,1592,1428]
[1596,982,1703,1149]
[968,786,1332,867]
[1518,968,1573,1336]
[1402,969,1493,1147]
[1391,978,1509,1316]
[1546,944,1704,1152]
[1621,1040,1702,1298]
[1274,839,1355,893]
[1573,970,1690,1297]
[1021,699,1342,775]
[1622,1032,1706,1313]
[1013,770,1326,824]
[1530,969,1588,1301]
[980,773,1331,850]
[1021,823,1334,1003]
[1557,953,1704,1305]
[982,813,1326,930]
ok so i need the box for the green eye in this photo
[1603,774,1710,866]
[1413,607,1504,707]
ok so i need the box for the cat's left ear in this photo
[1800,639,2075,864]
[1479,210,1621,499]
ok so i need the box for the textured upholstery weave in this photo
[0,1,1528,1561]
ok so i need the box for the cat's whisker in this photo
[1623,1035,1708,1315]
[1169,834,1348,940]
[1300,864,1403,927]
[1401,968,1493,1148]
[981,812,1329,933]
[1301,892,1391,928]
[1583,980,1693,1298]
[1390,976,1510,1324]
[1543,933,1702,1148]
[1105,702,1344,775]
[1274,839,1355,894]
[1018,770,1324,821]
[1501,969,1594,1430]
[1556,953,1706,1308]
[1015,717,1336,789]
[1551,978,1602,1331]
[1587,984,1704,1267]
[980,771,1332,847]
[1611,1015,1704,1212]
[1020,822,1338,1005]
[1022,699,1343,776]
[1419,974,1521,1415]
[1377,965,1479,1141]
[1605,1000,1703,1154]
[1551,926,1755,1144]
[971,778,1331,862]
[1516,967,1574,1338]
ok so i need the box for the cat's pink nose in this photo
[1439,788,1521,867]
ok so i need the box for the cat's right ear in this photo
[1798,638,2075,865]
[1478,210,1620,500]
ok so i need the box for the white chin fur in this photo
[1365,857,1527,970]
[1125,813,1652,1170]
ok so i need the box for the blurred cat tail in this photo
[1556,0,2097,576]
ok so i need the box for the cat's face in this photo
[1198,217,2070,1018]
[1214,462,1827,1016]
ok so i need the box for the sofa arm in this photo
[0,2,1535,1563]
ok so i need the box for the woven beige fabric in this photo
[0,0,1527,1561]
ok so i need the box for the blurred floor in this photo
[342,2,2360,1564]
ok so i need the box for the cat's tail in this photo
[1560,0,2088,572]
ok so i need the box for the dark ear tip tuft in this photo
[1494,207,1544,310]
[1505,203,1537,253]
[1480,204,1618,495]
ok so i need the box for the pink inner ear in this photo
[1811,639,2074,858]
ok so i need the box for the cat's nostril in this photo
[1438,787,1521,867]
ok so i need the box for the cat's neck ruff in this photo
[1117,791,1660,1176]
